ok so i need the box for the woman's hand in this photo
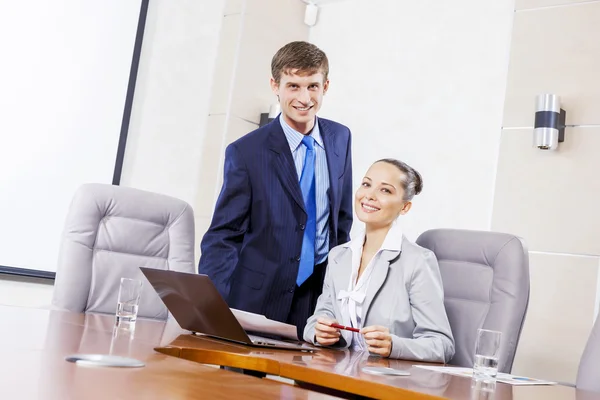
[361,325,392,357]
[314,317,341,346]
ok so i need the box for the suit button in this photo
[299,224,305,230]
[296,256,301,262]
[288,287,295,293]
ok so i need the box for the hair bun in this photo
[414,169,423,196]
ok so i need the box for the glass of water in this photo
[116,278,142,324]
[473,328,501,381]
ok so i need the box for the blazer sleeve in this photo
[198,143,251,301]
[336,130,353,245]
[303,263,349,348]
[389,250,455,363]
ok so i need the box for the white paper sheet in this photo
[230,308,299,341]
[413,365,557,386]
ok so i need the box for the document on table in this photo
[230,308,298,341]
[412,365,557,386]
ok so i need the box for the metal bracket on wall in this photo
[558,108,566,143]
[259,113,274,128]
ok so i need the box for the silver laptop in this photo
[140,267,316,352]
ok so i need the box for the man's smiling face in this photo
[270,68,328,134]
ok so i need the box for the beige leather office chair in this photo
[52,183,196,320]
[576,314,600,392]
[416,229,530,373]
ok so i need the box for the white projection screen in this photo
[0,0,147,278]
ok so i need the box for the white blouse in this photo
[336,220,403,350]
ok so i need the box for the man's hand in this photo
[361,325,392,357]
[315,317,341,346]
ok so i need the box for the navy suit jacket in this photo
[199,117,353,323]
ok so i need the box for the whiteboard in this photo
[0,0,144,276]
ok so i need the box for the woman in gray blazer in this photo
[304,159,455,363]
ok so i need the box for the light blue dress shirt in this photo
[279,114,331,264]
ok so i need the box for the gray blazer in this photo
[304,236,455,363]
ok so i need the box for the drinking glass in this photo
[473,329,501,381]
[115,278,142,324]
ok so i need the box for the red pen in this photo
[330,323,360,333]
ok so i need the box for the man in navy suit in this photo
[199,41,353,337]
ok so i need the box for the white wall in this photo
[120,0,225,207]
[0,0,226,307]
[490,0,600,382]
[310,0,515,240]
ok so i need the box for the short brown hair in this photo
[271,41,329,84]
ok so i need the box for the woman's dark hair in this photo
[376,159,423,201]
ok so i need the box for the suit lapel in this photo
[268,120,306,213]
[330,247,353,295]
[320,119,341,202]
[361,249,400,323]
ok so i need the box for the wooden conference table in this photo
[0,305,339,399]
[3,304,598,400]
[156,331,600,400]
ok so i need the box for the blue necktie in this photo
[297,136,316,286]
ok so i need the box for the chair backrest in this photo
[416,229,530,373]
[576,314,600,392]
[52,183,196,320]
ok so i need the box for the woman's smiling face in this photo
[355,161,411,228]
